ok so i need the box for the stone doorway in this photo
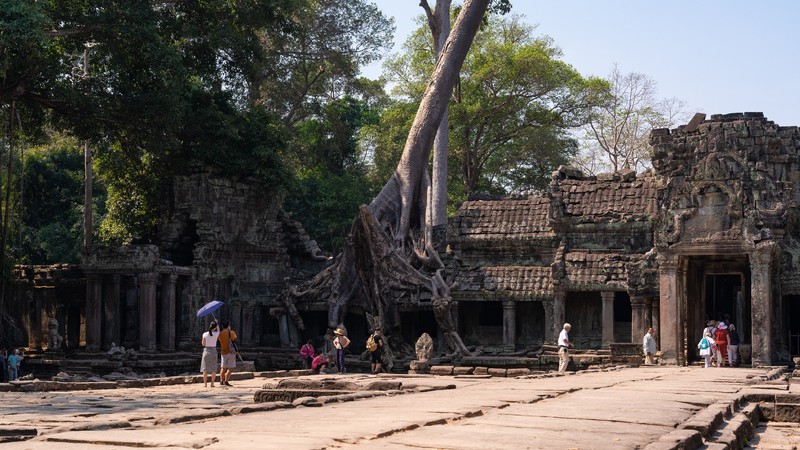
[684,256,751,363]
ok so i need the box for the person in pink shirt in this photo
[300,340,314,369]
[311,351,329,374]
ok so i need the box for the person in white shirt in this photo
[643,328,657,365]
[200,321,219,387]
[558,323,573,373]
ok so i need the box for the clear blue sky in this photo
[364,1,800,126]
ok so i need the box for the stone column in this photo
[242,303,255,346]
[630,296,647,344]
[750,245,774,366]
[658,254,680,364]
[122,276,138,348]
[502,300,516,350]
[601,291,615,348]
[102,274,121,348]
[278,313,290,348]
[451,301,460,334]
[552,291,566,343]
[178,281,194,349]
[85,272,103,351]
[542,300,554,343]
[138,272,158,352]
[159,273,177,351]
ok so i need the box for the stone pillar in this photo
[552,291,566,343]
[159,273,177,351]
[451,301,460,334]
[601,291,615,348]
[242,303,255,346]
[542,300,554,343]
[650,298,660,349]
[750,245,775,366]
[502,300,516,350]
[630,296,647,344]
[658,254,680,364]
[138,272,158,352]
[278,314,291,348]
[102,274,121,348]
[85,272,103,351]
[122,276,138,348]
[178,281,194,349]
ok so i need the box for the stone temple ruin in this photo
[5,113,800,374]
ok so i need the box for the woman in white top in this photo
[200,321,219,387]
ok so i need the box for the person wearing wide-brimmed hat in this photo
[333,327,351,374]
[713,321,730,367]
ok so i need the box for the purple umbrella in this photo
[196,300,224,319]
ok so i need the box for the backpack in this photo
[366,335,378,352]
[699,338,709,350]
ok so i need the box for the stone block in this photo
[452,367,474,376]
[232,360,256,372]
[488,368,507,377]
[472,367,489,376]
[430,366,454,376]
[506,368,532,377]
[644,429,702,450]
[774,403,800,422]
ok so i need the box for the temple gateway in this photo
[8,113,799,368]
[450,112,797,366]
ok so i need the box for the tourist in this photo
[714,321,729,367]
[0,349,6,382]
[728,324,740,367]
[7,349,19,381]
[300,340,314,369]
[558,323,573,373]
[643,327,657,365]
[311,350,329,374]
[218,321,238,387]
[369,328,384,374]
[333,327,350,374]
[200,321,219,387]
[704,321,718,366]
[697,330,715,368]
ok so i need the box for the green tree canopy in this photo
[371,14,610,202]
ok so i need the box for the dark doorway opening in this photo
[614,292,632,343]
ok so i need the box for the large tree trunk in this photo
[422,0,452,233]
[281,0,489,363]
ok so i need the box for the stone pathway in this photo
[0,366,775,449]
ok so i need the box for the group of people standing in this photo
[697,319,740,368]
[0,349,23,382]
[200,320,239,387]
[299,327,384,375]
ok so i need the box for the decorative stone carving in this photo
[415,333,433,362]
[46,318,63,351]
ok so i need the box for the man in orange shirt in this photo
[218,321,238,387]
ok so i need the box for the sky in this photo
[363,1,800,126]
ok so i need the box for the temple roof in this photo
[454,265,554,299]
[562,252,633,290]
[560,177,659,221]
[451,195,554,240]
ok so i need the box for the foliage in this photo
[576,65,690,175]
[20,135,106,263]
[375,14,610,202]
[285,93,383,252]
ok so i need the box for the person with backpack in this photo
[300,340,315,369]
[367,328,384,374]
[697,330,715,368]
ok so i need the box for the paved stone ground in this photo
[0,366,779,449]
